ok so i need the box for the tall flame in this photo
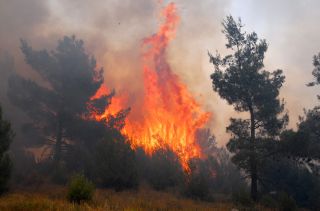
[91,2,211,170]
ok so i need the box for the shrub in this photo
[232,188,254,207]
[183,158,214,201]
[0,106,13,195]
[142,148,184,190]
[260,194,277,208]
[277,192,297,211]
[0,154,12,194]
[94,134,138,191]
[260,158,320,209]
[67,174,94,204]
[184,174,211,201]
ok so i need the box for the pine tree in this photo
[209,16,287,200]
[7,36,112,168]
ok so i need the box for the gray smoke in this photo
[0,0,319,145]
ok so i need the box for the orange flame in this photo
[90,2,211,170]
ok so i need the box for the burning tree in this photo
[209,16,288,201]
[7,36,115,172]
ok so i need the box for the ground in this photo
[0,185,271,211]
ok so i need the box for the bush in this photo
[260,194,277,208]
[0,154,12,194]
[212,149,246,194]
[260,158,320,209]
[232,188,254,207]
[183,158,214,201]
[94,134,138,191]
[0,106,13,195]
[184,174,212,201]
[141,148,184,190]
[277,192,297,211]
[67,174,94,204]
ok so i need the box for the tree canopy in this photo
[0,106,13,194]
[209,16,287,201]
[7,36,117,171]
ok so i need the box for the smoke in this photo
[0,0,319,146]
[229,0,320,129]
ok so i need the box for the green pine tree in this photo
[209,16,288,201]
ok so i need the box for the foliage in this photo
[11,150,46,186]
[7,36,129,182]
[67,174,95,204]
[136,147,184,190]
[308,52,320,90]
[209,16,287,200]
[183,157,215,201]
[194,130,246,199]
[93,131,138,191]
[296,108,320,165]
[260,157,320,209]
[211,148,246,194]
[280,108,320,175]
[268,52,320,209]
[277,192,297,211]
[0,106,13,194]
[7,36,110,164]
[259,194,277,208]
[231,188,254,207]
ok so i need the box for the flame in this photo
[90,2,211,170]
[90,85,127,119]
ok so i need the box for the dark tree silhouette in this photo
[93,130,138,190]
[280,108,320,175]
[0,106,13,194]
[7,36,113,169]
[280,52,320,175]
[209,16,287,201]
[308,52,320,90]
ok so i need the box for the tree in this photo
[280,52,320,175]
[292,52,320,171]
[209,16,287,200]
[184,157,216,201]
[0,106,13,194]
[137,147,184,190]
[7,36,113,171]
[260,154,320,209]
[308,52,320,92]
[93,130,138,191]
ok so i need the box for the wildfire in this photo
[90,2,211,170]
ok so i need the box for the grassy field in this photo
[0,186,271,211]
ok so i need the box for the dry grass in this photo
[0,186,271,211]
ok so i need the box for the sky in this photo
[0,0,319,145]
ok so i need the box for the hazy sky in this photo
[0,0,319,145]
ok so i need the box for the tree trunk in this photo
[54,114,62,166]
[249,106,258,201]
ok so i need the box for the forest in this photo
[0,1,319,210]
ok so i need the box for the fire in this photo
[90,85,126,118]
[90,2,211,170]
